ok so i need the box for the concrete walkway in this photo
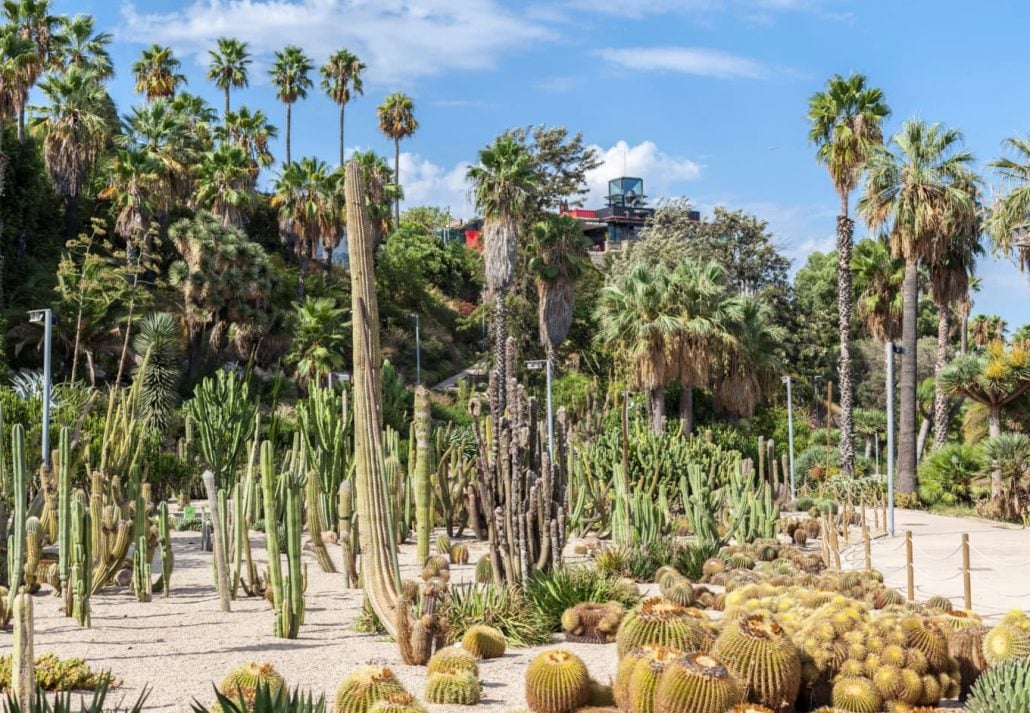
[840,508,1030,620]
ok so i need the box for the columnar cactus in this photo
[413,386,432,565]
[5,425,28,621]
[260,440,305,638]
[306,465,336,573]
[131,534,152,602]
[11,591,33,707]
[338,480,359,588]
[57,428,72,596]
[68,498,92,626]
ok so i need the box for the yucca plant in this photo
[2,678,149,713]
[191,683,326,713]
[132,312,184,432]
[441,583,552,648]
[523,566,641,631]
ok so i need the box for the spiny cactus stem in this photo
[203,470,231,613]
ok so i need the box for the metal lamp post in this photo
[782,375,796,502]
[28,309,53,467]
[408,313,421,385]
[526,359,554,460]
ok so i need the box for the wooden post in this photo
[863,515,871,572]
[905,530,914,602]
[962,533,972,611]
[203,470,232,612]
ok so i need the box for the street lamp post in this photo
[28,309,53,467]
[408,313,421,386]
[782,375,796,502]
[886,341,902,537]
[526,359,554,460]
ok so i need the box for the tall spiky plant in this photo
[131,312,184,432]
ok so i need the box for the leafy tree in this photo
[852,236,903,343]
[195,144,255,229]
[320,48,364,166]
[793,250,839,393]
[206,36,251,118]
[131,43,186,101]
[269,45,313,166]
[987,135,1030,272]
[217,106,277,171]
[287,297,348,385]
[808,72,891,478]
[53,13,112,79]
[376,92,418,227]
[504,125,601,211]
[132,311,183,431]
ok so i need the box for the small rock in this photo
[321,531,339,545]
[114,569,132,587]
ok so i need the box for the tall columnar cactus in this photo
[57,428,71,597]
[131,534,152,602]
[11,591,33,707]
[260,441,305,638]
[5,424,27,621]
[298,383,351,530]
[727,461,781,543]
[338,480,358,588]
[68,497,91,626]
[203,470,232,613]
[345,157,401,637]
[23,516,42,593]
[157,502,172,597]
[187,369,257,491]
[413,387,432,565]
[680,462,725,551]
[306,463,336,573]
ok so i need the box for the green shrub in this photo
[0,653,110,692]
[594,541,718,582]
[523,566,642,631]
[441,584,552,648]
[917,443,984,506]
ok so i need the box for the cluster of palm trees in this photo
[809,73,1030,494]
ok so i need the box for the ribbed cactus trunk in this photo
[12,591,33,706]
[414,386,432,564]
[57,428,71,604]
[203,470,231,613]
[345,159,401,638]
[338,481,358,588]
[6,425,27,622]
[69,497,91,626]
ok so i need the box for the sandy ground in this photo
[0,520,631,712]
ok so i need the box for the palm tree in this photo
[860,119,976,493]
[988,135,1030,272]
[195,144,255,229]
[271,156,341,294]
[269,45,312,166]
[376,92,418,227]
[957,275,982,354]
[467,136,538,407]
[595,264,678,432]
[714,294,786,420]
[852,235,904,343]
[121,98,191,207]
[216,105,277,170]
[131,44,186,101]
[320,49,365,166]
[4,0,58,141]
[30,66,110,237]
[808,73,891,477]
[287,297,348,385]
[350,149,400,244]
[207,37,250,119]
[0,24,34,152]
[99,147,163,252]
[970,314,1006,348]
[528,214,592,376]
[53,13,112,79]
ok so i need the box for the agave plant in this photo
[9,371,58,408]
[2,678,149,713]
[191,683,325,713]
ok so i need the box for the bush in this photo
[917,443,984,507]
[0,653,111,691]
[595,541,719,582]
[523,566,642,631]
[795,445,840,483]
[441,584,552,648]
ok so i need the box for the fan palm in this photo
[99,147,163,253]
[528,214,592,376]
[376,91,418,227]
[206,37,250,118]
[987,135,1030,272]
[216,105,277,169]
[970,314,1006,348]
[286,297,349,385]
[269,45,312,166]
[595,264,679,432]
[467,135,538,406]
[349,149,400,244]
[0,25,35,151]
[957,275,982,354]
[320,48,364,166]
[131,44,186,101]
[861,119,977,493]
[30,66,110,237]
[53,13,112,79]
[195,144,255,229]
[808,72,890,476]
[852,236,904,343]
[121,98,192,206]
[714,294,786,419]
[271,156,342,293]
[4,0,58,140]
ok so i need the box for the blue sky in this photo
[51,0,1030,328]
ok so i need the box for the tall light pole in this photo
[408,312,421,385]
[527,359,553,460]
[886,341,902,537]
[782,375,796,502]
[28,309,53,467]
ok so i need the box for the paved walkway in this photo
[840,508,1030,620]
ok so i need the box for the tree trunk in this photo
[836,210,856,477]
[989,406,1002,499]
[16,107,24,144]
[339,105,346,167]
[916,416,930,463]
[224,87,230,120]
[898,257,919,493]
[864,436,872,459]
[285,102,292,166]
[679,385,694,435]
[932,305,951,450]
[324,244,333,275]
[492,293,508,415]
[394,138,401,230]
[296,253,306,301]
[649,385,665,435]
[63,194,79,240]
[960,310,969,355]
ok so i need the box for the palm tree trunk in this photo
[224,87,230,120]
[285,102,292,166]
[394,138,401,230]
[898,256,919,493]
[324,244,333,276]
[492,293,507,414]
[679,385,694,435]
[989,405,1002,499]
[915,416,930,463]
[339,105,346,167]
[649,385,665,435]
[63,194,79,240]
[836,209,856,477]
[932,304,952,450]
[960,314,969,355]
[296,253,307,301]
[17,107,25,144]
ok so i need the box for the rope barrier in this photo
[967,544,1030,569]
[910,568,964,582]
[873,539,908,553]
[910,542,963,562]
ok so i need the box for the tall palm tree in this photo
[4,0,58,141]
[987,135,1030,273]
[970,314,1006,348]
[852,235,904,343]
[99,147,162,253]
[216,105,277,170]
[808,73,891,477]
[320,48,364,166]
[195,144,255,229]
[269,45,312,166]
[30,66,110,237]
[272,156,341,295]
[860,119,976,493]
[714,294,786,420]
[467,136,538,408]
[956,275,982,355]
[350,149,400,244]
[53,13,112,79]
[207,37,250,119]
[131,44,186,101]
[595,264,678,432]
[0,25,34,152]
[376,92,418,227]
[122,98,191,207]
[528,214,592,376]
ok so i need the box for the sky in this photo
[50,0,1030,328]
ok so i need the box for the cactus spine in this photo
[414,387,432,565]
[12,591,33,707]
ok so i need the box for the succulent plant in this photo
[983,615,1030,666]
[586,679,614,707]
[628,646,680,713]
[899,616,949,671]
[218,662,285,710]
[967,657,1030,713]
[461,624,506,659]
[424,668,481,705]
[652,652,744,713]
[475,555,493,584]
[923,595,952,612]
[450,544,470,565]
[711,613,801,711]
[561,602,624,644]
[831,677,881,713]
[948,625,988,700]
[729,705,776,713]
[436,534,452,555]
[524,649,590,713]
[333,665,407,713]
[662,583,695,608]
[616,598,708,658]
[427,647,479,677]
[367,692,428,713]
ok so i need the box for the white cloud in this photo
[567,0,846,19]
[597,47,769,79]
[119,0,552,86]
[535,76,577,93]
[398,152,473,216]
[584,140,702,207]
